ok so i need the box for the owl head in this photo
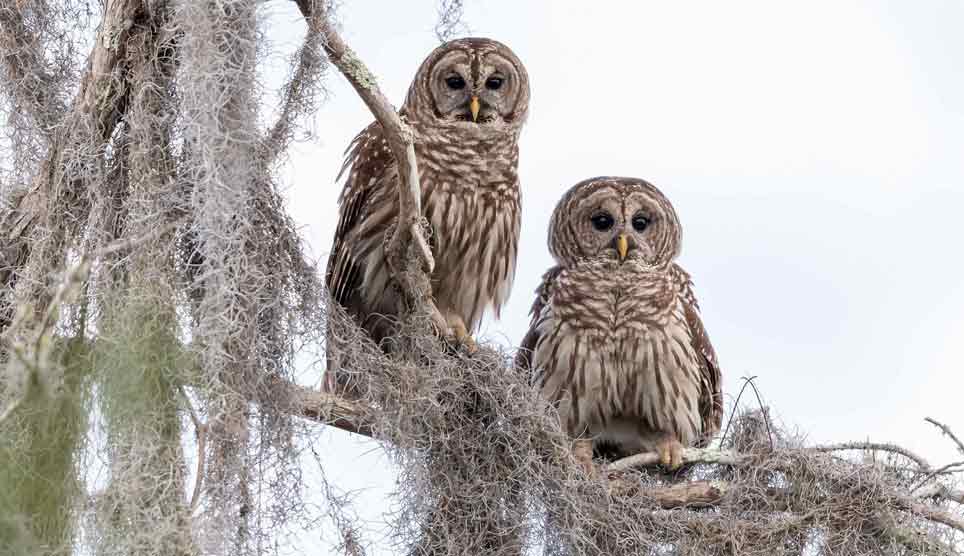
[403,37,530,131]
[548,177,683,268]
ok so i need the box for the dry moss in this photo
[0,339,91,556]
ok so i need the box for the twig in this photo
[294,0,448,337]
[434,0,468,42]
[744,377,774,450]
[308,443,370,556]
[813,442,933,472]
[720,375,773,450]
[719,375,755,446]
[179,385,208,511]
[911,461,964,493]
[915,483,964,505]
[720,375,773,449]
[926,417,964,457]
[261,2,326,164]
[606,447,746,474]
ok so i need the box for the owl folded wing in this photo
[672,263,724,446]
[514,265,562,375]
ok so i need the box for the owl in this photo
[516,177,723,470]
[325,38,530,393]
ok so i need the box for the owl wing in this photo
[325,121,395,312]
[515,265,563,374]
[672,263,723,446]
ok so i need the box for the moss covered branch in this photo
[294,0,448,337]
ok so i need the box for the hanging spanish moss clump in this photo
[0,339,90,556]
[1,2,962,555]
[2,1,328,554]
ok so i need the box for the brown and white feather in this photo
[325,38,529,391]
[516,177,722,457]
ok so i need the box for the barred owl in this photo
[326,38,530,393]
[516,177,723,470]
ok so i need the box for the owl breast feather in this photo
[534,265,704,448]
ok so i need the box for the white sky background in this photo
[259,1,964,552]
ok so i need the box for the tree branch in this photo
[610,479,729,508]
[293,0,448,336]
[916,483,964,506]
[264,376,372,438]
[1,0,157,340]
[273,379,964,519]
[926,417,964,458]
[900,496,964,535]
[813,441,933,471]
[606,447,746,473]
[912,461,964,494]
[2,0,148,245]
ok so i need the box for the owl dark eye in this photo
[485,76,504,90]
[445,75,466,90]
[590,212,614,232]
[632,213,651,232]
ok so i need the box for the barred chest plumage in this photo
[414,124,522,331]
[532,262,704,454]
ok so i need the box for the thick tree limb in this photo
[1,0,155,338]
[2,0,148,245]
[272,377,372,437]
[610,479,729,508]
[276,380,964,524]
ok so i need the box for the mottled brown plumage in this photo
[517,177,722,469]
[326,38,529,393]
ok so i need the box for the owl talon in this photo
[573,438,596,478]
[446,315,479,355]
[657,437,684,470]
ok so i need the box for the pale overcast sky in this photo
[262,1,964,552]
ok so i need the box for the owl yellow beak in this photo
[616,234,629,261]
[470,96,481,122]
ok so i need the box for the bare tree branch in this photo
[900,496,964,535]
[926,417,964,458]
[813,441,934,471]
[293,0,449,337]
[607,447,746,473]
[610,479,729,509]
[916,483,964,505]
[269,376,372,437]
[912,461,964,494]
